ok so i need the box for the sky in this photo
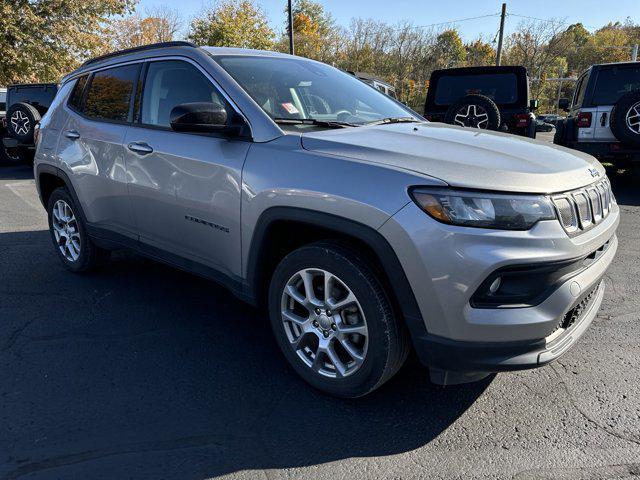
[138,0,640,40]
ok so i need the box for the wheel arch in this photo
[246,207,426,339]
[36,164,86,220]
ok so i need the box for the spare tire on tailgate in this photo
[7,102,41,144]
[444,94,501,131]
[610,90,640,147]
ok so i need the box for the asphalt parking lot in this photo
[1,161,639,480]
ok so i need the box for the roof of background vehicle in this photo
[8,83,57,88]
[348,71,393,86]
[590,61,640,68]
[430,65,528,76]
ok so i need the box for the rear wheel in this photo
[0,140,24,166]
[268,241,409,398]
[47,187,110,272]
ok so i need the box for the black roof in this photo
[430,65,528,76]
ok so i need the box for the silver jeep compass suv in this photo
[34,42,619,397]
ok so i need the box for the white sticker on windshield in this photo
[281,102,299,114]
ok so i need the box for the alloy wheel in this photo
[52,200,81,262]
[10,111,30,136]
[280,268,368,378]
[625,101,640,135]
[454,104,489,128]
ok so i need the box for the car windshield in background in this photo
[592,66,640,105]
[435,73,518,105]
[213,55,417,127]
[0,91,6,112]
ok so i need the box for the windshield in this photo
[592,66,640,105]
[435,73,518,105]
[213,55,416,127]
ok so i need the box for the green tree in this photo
[188,0,275,50]
[430,30,466,69]
[0,0,134,84]
[280,0,340,62]
[465,38,495,66]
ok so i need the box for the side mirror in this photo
[529,99,539,111]
[558,98,570,112]
[170,102,229,134]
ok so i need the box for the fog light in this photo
[489,277,501,294]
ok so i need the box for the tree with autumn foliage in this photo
[109,5,182,50]
[0,0,135,84]
[187,0,275,50]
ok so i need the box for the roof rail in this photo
[81,41,197,68]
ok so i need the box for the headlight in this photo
[410,188,556,230]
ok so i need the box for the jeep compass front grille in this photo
[551,179,613,236]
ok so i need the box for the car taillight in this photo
[514,113,529,128]
[577,112,592,128]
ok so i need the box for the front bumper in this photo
[380,193,619,371]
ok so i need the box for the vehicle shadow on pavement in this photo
[0,229,491,479]
[607,168,640,207]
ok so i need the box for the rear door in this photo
[123,58,250,278]
[590,66,640,142]
[57,64,140,240]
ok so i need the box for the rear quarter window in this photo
[68,75,89,111]
[592,66,640,105]
[435,73,518,105]
[84,64,140,122]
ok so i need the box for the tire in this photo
[268,241,410,398]
[553,119,566,146]
[46,187,110,273]
[610,90,640,146]
[444,94,501,131]
[7,102,40,144]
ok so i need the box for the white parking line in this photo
[4,181,43,211]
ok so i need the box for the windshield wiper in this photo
[364,116,421,126]
[273,118,359,128]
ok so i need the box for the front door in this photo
[124,59,250,279]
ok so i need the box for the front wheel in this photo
[268,241,409,398]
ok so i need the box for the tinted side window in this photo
[141,60,224,128]
[68,75,89,111]
[0,91,5,112]
[84,64,139,122]
[573,73,588,108]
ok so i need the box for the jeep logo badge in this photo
[588,168,600,178]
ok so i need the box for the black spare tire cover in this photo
[7,102,41,144]
[444,94,501,131]
[610,90,640,147]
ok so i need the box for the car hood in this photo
[300,122,605,193]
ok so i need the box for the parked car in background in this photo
[555,62,640,168]
[2,83,58,165]
[535,119,554,132]
[424,66,538,138]
[35,42,618,397]
[537,113,564,126]
[350,71,397,99]
[0,87,21,165]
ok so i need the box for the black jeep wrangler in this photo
[424,66,538,138]
[555,62,640,167]
[1,83,58,165]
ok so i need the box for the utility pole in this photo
[632,44,638,62]
[288,0,295,55]
[496,3,507,66]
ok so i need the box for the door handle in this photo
[127,142,154,155]
[65,130,80,140]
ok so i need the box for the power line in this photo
[390,13,500,31]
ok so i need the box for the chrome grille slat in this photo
[552,179,614,236]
